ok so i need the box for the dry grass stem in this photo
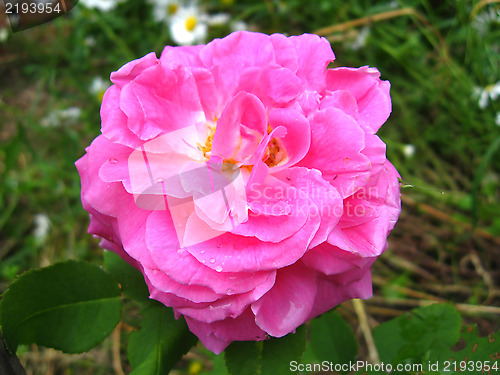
[352,299,380,365]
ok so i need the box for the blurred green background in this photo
[1,0,499,373]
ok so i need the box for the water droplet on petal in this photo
[200,250,205,254]
[226,289,233,295]
[216,243,222,248]
[210,258,216,264]
[215,265,223,272]
[109,158,118,164]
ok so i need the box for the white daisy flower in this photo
[349,26,370,51]
[90,76,110,102]
[206,13,231,26]
[84,36,96,47]
[79,0,123,11]
[41,107,81,128]
[231,20,247,32]
[150,0,181,23]
[472,7,500,35]
[170,6,207,45]
[33,213,51,244]
[474,81,500,109]
[402,144,416,158]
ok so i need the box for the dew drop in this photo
[200,250,205,254]
[215,265,223,272]
[155,177,164,183]
[109,158,118,164]
[226,289,233,295]
[210,258,216,264]
[216,243,222,248]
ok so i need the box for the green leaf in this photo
[224,341,261,375]
[308,310,357,372]
[428,325,499,375]
[225,325,306,375]
[103,250,150,302]
[0,260,121,354]
[198,347,230,375]
[373,303,462,365]
[127,301,198,375]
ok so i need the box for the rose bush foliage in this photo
[76,31,401,354]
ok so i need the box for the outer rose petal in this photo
[144,267,220,303]
[237,67,303,109]
[307,270,373,320]
[200,31,275,70]
[252,263,317,337]
[288,34,335,90]
[326,66,391,133]
[77,135,134,218]
[185,308,268,355]
[110,52,158,88]
[270,33,299,72]
[101,85,143,148]
[120,65,205,140]
[301,242,373,275]
[160,45,205,69]
[146,210,276,295]
[113,195,157,269]
[328,160,401,257]
[174,271,275,323]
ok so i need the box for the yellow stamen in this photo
[167,4,178,15]
[263,137,285,167]
[197,126,216,158]
[185,16,198,32]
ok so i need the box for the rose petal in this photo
[185,308,267,354]
[211,91,267,161]
[298,107,371,198]
[289,34,335,90]
[146,210,276,295]
[252,263,317,337]
[326,66,391,133]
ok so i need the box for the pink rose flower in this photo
[76,31,401,354]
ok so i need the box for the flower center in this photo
[185,16,198,32]
[167,3,178,15]
[198,126,215,159]
[262,137,285,167]
[262,125,286,167]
